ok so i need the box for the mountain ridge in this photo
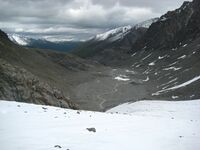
[7,33,82,52]
[131,0,200,52]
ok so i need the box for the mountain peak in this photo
[134,18,159,29]
[93,25,132,42]
[92,18,158,43]
[131,0,198,51]
[8,34,30,46]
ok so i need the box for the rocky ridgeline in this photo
[131,0,200,52]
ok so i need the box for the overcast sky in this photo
[0,0,190,41]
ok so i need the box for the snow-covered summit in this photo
[134,18,159,29]
[93,25,132,42]
[92,18,159,42]
[8,34,30,46]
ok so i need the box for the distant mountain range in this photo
[8,34,82,52]
[0,29,101,110]
[8,18,158,53]
[73,18,158,59]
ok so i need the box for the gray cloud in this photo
[0,0,191,41]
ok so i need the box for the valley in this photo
[1,0,200,112]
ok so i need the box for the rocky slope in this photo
[0,29,101,109]
[0,59,77,109]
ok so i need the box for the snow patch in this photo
[182,44,188,47]
[172,96,179,99]
[125,70,135,74]
[94,25,131,42]
[8,34,30,45]
[142,53,152,61]
[1,100,200,150]
[152,75,200,95]
[143,76,149,82]
[158,55,168,60]
[178,55,186,59]
[114,75,130,81]
[131,52,137,57]
[163,67,181,71]
[160,17,167,21]
[149,62,155,66]
[134,18,159,29]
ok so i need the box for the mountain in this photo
[8,34,30,45]
[73,18,158,65]
[131,0,200,51]
[126,0,200,100]
[0,29,102,110]
[92,18,158,43]
[8,34,82,52]
[72,0,200,101]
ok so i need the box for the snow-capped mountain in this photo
[93,25,132,42]
[8,34,82,52]
[92,18,158,43]
[8,34,30,46]
[74,18,158,58]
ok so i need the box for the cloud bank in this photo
[0,0,190,41]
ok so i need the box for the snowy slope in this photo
[8,34,30,46]
[94,25,132,42]
[0,100,200,150]
[93,18,158,42]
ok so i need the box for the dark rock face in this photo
[131,0,200,52]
